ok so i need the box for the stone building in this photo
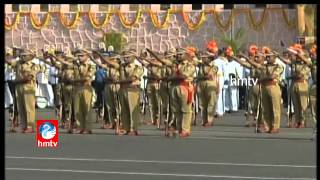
[5,4,309,54]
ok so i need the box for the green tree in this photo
[219,27,247,55]
[104,32,127,53]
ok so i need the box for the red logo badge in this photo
[37,120,59,148]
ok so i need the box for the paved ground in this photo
[5,108,317,180]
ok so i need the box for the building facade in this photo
[5,4,301,53]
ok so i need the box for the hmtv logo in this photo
[37,120,59,148]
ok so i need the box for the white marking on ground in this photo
[6,168,316,180]
[6,156,315,168]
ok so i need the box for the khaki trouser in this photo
[51,84,62,107]
[291,81,309,124]
[309,84,316,125]
[16,83,36,130]
[262,84,282,129]
[62,84,73,123]
[199,80,218,124]
[104,84,121,123]
[171,84,193,133]
[147,82,161,122]
[74,86,94,130]
[120,87,141,131]
[160,82,174,125]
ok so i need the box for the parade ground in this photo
[5,108,316,180]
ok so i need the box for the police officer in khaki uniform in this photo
[117,49,144,135]
[231,51,268,132]
[5,49,40,133]
[152,48,177,133]
[196,51,219,127]
[168,48,196,137]
[72,49,96,134]
[246,51,284,133]
[137,50,163,127]
[91,51,122,129]
[276,44,311,128]
[46,51,76,130]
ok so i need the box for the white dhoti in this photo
[224,85,239,111]
[5,83,13,108]
[37,83,54,107]
[215,76,225,116]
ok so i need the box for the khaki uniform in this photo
[51,59,75,126]
[247,66,264,127]
[160,66,174,124]
[290,61,310,126]
[197,61,219,125]
[309,62,316,125]
[11,59,40,130]
[104,62,121,125]
[146,64,162,123]
[61,63,75,124]
[233,59,264,127]
[119,61,144,132]
[73,60,96,131]
[259,63,284,130]
[171,59,196,134]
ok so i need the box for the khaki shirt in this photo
[10,59,40,85]
[259,64,284,83]
[121,61,144,86]
[147,64,162,79]
[73,60,96,86]
[198,61,218,79]
[291,61,310,80]
[176,59,196,82]
[108,65,120,81]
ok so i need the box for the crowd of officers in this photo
[4,41,317,137]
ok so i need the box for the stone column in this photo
[297,4,306,36]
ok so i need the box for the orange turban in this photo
[262,46,271,54]
[292,43,303,51]
[186,47,197,57]
[206,40,218,53]
[249,45,258,56]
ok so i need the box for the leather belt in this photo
[121,84,140,89]
[261,79,277,86]
[293,79,306,83]
[148,80,161,83]
[179,81,191,86]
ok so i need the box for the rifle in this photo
[115,64,125,135]
[165,79,170,137]
[193,65,200,126]
[287,80,293,127]
[245,78,252,125]
[115,86,121,135]
[157,80,162,129]
[143,76,155,125]
[255,83,262,133]
[146,48,162,62]
[142,75,147,115]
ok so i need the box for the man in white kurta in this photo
[34,57,54,107]
[213,52,228,117]
[224,57,243,112]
